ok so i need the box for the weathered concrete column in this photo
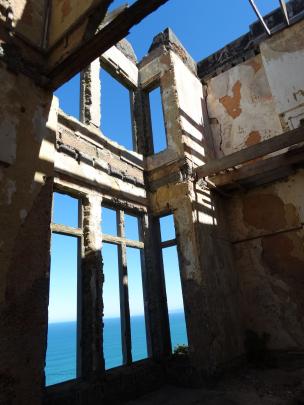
[81,194,104,378]
[0,66,57,405]
[80,58,101,128]
[149,179,243,376]
[141,214,172,360]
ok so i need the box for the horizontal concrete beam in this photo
[46,0,168,90]
[195,126,304,179]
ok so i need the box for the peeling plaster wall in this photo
[206,20,304,159]
[226,170,304,351]
[205,19,304,354]
[0,63,57,405]
[261,19,304,131]
[193,185,243,371]
[207,54,282,157]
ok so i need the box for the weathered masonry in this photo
[1,0,304,404]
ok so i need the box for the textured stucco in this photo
[0,64,57,405]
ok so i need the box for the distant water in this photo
[46,311,188,386]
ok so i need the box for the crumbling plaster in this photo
[206,54,283,158]
[1,0,46,46]
[226,171,304,350]
[203,18,304,353]
[1,3,304,404]
[0,65,57,405]
[261,19,304,131]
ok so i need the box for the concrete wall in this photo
[226,170,304,350]
[48,0,100,47]
[1,7,304,405]
[0,63,57,405]
[0,0,46,47]
[206,19,304,353]
[149,180,243,375]
[261,19,304,131]
[206,19,304,158]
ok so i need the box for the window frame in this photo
[99,65,138,152]
[142,80,168,156]
[47,190,83,384]
[101,204,149,366]
[156,212,189,352]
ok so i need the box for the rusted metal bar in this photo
[248,0,271,35]
[279,0,290,25]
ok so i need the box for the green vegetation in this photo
[173,344,189,356]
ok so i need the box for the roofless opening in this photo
[100,69,134,151]
[54,74,80,120]
[149,86,168,154]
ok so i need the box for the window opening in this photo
[100,69,134,151]
[159,214,175,242]
[102,242,123,369]
[126,247,147,361]
[149,87,167,154]
[159,214,188,351]
[54,73,80,120]
[53,192,79,228]
[125,213,140,241]
[101,206,118,236]
[101,206,148,368]
[46,193,80,386]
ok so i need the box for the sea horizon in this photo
[49,308,185,324]
[46,310,188,386]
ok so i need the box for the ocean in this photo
[45,311,188,386]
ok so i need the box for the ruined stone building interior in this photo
[1,0,304,404]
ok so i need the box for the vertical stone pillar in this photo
[0,68,57,404]
[141,214,171,360]
[116,210,133,365]
[80,58,101,128]
[173,182,243,376]
[80,194,104,377]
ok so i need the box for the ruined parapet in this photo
[139,28,214,190]
[197,0,304,82]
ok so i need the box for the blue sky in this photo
[50,1,280,322]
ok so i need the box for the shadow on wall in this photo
[0,69,56,405]
[174,183,244,374]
